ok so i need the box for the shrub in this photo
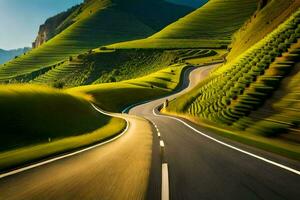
[53,81,65,89]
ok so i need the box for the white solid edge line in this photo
[153,108,300,176]
[162,163,170,200]
[0,104,130,179]
[160,140,165,148]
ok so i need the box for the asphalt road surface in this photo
[129,65,300,200]
[0,65,299,200]
[0,113,153,200]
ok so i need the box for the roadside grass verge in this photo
[163,112,300,161]
[185,49,227,65]
[0,85,126,171]
[0,118,125,172]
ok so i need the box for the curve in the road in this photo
[1,64,299,200]
[129,64,300,200]
[0,104,130,179]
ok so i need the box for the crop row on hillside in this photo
[228,0,300,62]
[0,0,192,84]
[29,48,213,88]
[71,63,189,112]
[167,9,300,139]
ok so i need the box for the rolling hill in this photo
[228,0,300,61]
[0,0,192,83]
[0,84,126,170]
[30,48,216,88]
[166,8,300,150]
[109,0,259,49]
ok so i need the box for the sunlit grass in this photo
[70,63,189,112]
[0,84,127,170]
[109,0,258,49]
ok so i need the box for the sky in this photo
[0,0,83,50]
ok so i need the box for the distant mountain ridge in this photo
[0,48,30,64]
[32,0,192,48]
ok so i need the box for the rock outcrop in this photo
[32,5,80,48]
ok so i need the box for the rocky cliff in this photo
[32,4,80,48]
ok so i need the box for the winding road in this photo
[0,65,300,200]
[130,65,300,200]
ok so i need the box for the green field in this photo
[109,0,258,49]
[0,85,126,171]
[30,49,180,87]
[23,48,213,88]
[0,0,191,83]
[70,63,189,112]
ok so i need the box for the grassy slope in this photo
[166,0,208,8]
[70,63,189,112]
[228,0,300,61]
[165,9,300,160]
[237,42,300,143]
[0,0,191,83]
[0,62,190,171]
[31,49,178,87]
[109,0,258,49]
[31,48,214,88]
[0,85,125,171]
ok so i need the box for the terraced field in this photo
[167,9,300,141]
[109,0,258,49]
[31,49,215,87]
[228,0,300,61]
[0,0,191,83]
[235,42,300,142]
[71,63,189,112]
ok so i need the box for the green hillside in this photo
[29,48,215,88]
[0,60,190,171]
[165,9,300,157]
[70,63,189,112]
[109,0,258,49]
[228,0,300,61]
[0,0,191,83]
[0,84,126,170]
